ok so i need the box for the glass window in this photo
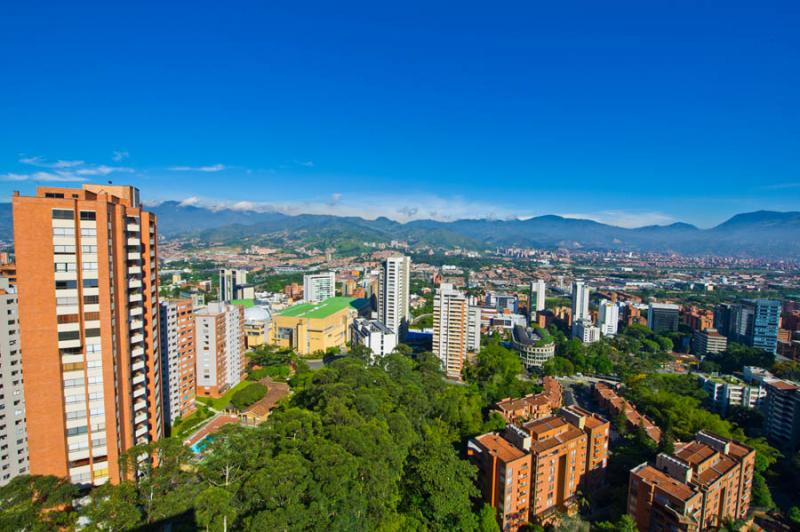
[52,209,74,220]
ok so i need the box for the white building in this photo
[698,374,768,415]
[303,271,336,303]
[195,302,245,397]
[379,256,411,336]
[571,280,590,322]
[530,279,546,313]
[433,284,480,380]
[572,319,600,344]
[0,278,28,486]
[598,299,619,336]
[351,318,398,358]
[219,268,247,302]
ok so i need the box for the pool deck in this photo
[183,413,239,448]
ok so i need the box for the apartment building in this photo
[594,382,662,443]
[571,280,590,322]
[433,283,481,380]
[303,271,336,303]
[195,302,245,398]
[469,408,609,530]
[729,299,781,354]
[697,374,766,415]
[648,303,680,334]
[378,256,410,336]
[159,299,196,426]
[13,184,162,485]
[628,431,756,531]
[763,378,800,452]
[691,328,728,356]
[218,268,247,303]
[0,277,28,486]
[530,279,545,313]
[572,319,600,344]
[494,377,562,423]
[597,299,619,336]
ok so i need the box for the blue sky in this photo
[1,1,798,227]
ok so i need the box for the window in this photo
[52,209,75,220]
[54,245,76,255]
[83,278,99,288]
[55,263,77,272]
[66,425,88,436]
[57,297,79,307]
[57,314,80,324]
[79,211,96,221]
[45,192,65,199]
[52,227,74,237]
[84,295,100,305]
[84,312,100,321]
[85,328,101,338]
[80,228,96,237]
[55,280,78,290]
[58,331,80,341]
[81,245,97,254]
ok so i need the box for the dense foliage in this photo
[230,382,268,410]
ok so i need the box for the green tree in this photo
[230,383,268,410]
[478,503,500,532]
[83,482,142,531]
[195,486,238,532]
[0,475,78,531]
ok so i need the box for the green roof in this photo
[231,299,255,308]
[279,297,367,319]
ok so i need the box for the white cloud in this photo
[1,171,88,183]
[178,196,201,207]
[169,164,225,172]
[560,210,677,228]
[73,165,133,176]
[112,150,130,162]
[329,192,343,206]
[295,160,315,167]
[19,156,84,169]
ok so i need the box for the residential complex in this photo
[0,276,28,486]
[597,299,619,336]
[730,299,781,354]
[691,327,728,356]
[272,297,367,355]
[572,319,600,344]
[13,184,162,485]
[697,374,766,415]
[494,377,562,423]
[195,302,245,398]
[571,280,590,322]
[159,299,196,425]
[530,279,545,313]
[628,431,755,530]
[763,379,800,452]
[378,256,410,336]
[433,283,481,380]
[303,271,336,303]
[469,406,609,530]
[351,317,398,358]
[594,382,662,443]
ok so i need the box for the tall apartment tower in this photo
[433,283,481,380]
[303,271,336,303]
[159,299,197,426]
[13,184,162,485]
[731,299,781,354]
[763,379,800,452]
[0,276,29,486]
[571,280,590,322]
[530,279,545,314]
[597,299,619,336]
[195,302,245,398]
[218,268,247,303]
[379,256,410,336]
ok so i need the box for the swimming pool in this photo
[190,435,214,454]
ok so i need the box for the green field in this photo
[196,380,252,410]
[279,296,366,319]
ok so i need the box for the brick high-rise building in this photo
[13,184,162,485]
[433,283,482,380]
[628,431,755,531]
[195,302,245,398]
[159,299,197,426]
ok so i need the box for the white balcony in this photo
[135,425,148,437]
[134,412,148,424]
[129,306,143,316]
[132,360,145,372]
[126,223,140,232]
[129,319,144,330]
[130,333,144,344]
[128,265,142,274]
[131,346,145,358]
[132,387,146,398]
[132,374,146,385]
[134,400,147,411]
[128,279,142,289]
[127,252,140,260]
[127,238,140,247]
[129,293,143,303]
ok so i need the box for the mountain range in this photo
[1,202,798,259]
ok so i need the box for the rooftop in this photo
[278,297,366,319]
[475,433,528,462]
[231,298,256,308]
[633,464,697,502]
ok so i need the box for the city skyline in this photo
[2,2,799,227]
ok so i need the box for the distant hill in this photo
[1,201,799,258]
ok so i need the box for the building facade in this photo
[13,184,162,485]
[159,299,196,426]
[272,297,365,355]
[218,268,247,303]
[378,256,410,336]
[647,303,680,334]
[433,283,480,380]
[691,328,727,356]
[195,302,246,398]
[572,319,600,343]
[303,271,336,303]
[731,299,781,354]
[598,299,619,336]
[763,379,800,452]
[571,280,590,322]
[511,325,556,369]
[628,432,756,531]
[351,317,398,358]
[530,279,546,313]
[0,277,28,486]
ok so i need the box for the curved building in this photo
[512,325,555,369]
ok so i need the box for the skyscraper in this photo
[597,299,619,336]
[303,271,336,303]
[647,303,680,334]
[13,184,162,485]
[433,283,480,380]
[379,256,410,336]
[731,299,781,354]
[159,299,197,427]
[530,279,545,314]
[195,302,245,398]
[218,268,247,303]
[571,280,590,322]
[0,276,28,486]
